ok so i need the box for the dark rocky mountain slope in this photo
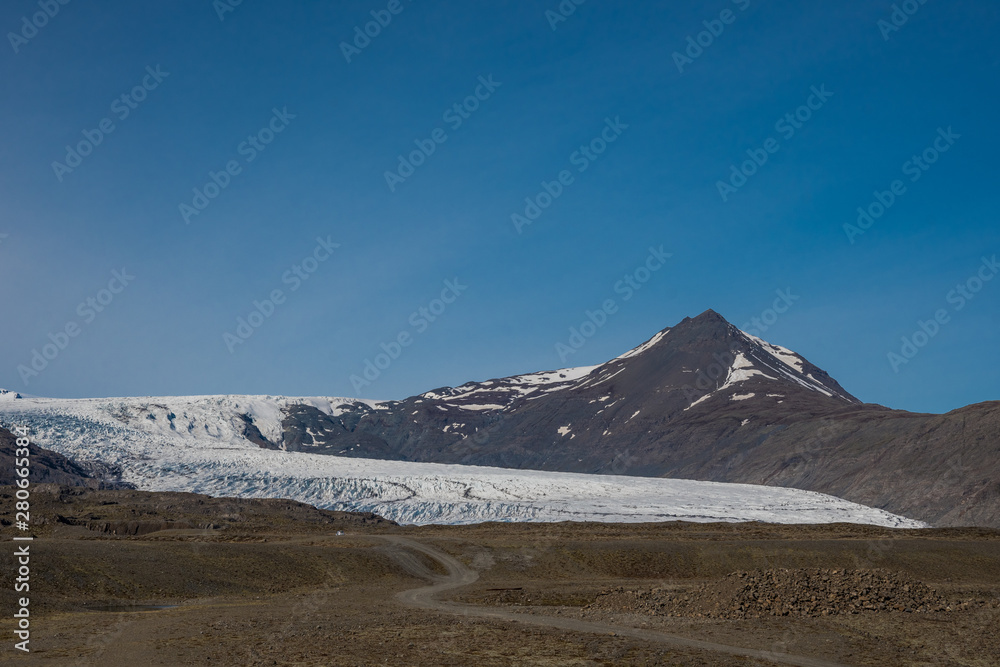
[269,310,998,528]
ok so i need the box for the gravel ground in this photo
[1,487,998,666]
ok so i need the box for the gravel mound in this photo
[590,568,983,618]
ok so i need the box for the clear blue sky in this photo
[1,0,997,414]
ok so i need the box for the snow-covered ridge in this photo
[0,394,378,449]
[0,389,23,401]
[0,398,922,528]
[418,364,601,410]
[617,329,670,359]
[416,328,677,412]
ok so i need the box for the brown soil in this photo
[1,487,999,666]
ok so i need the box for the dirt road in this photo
[380,536,850,667]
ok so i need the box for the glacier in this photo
[0,394,926,528]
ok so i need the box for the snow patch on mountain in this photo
[738,330,853,401]
[742,333,806,373]
[685,353,777,410]
[419,364,600,410]
[617,329,670,359]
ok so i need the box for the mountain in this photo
[269,310,860,468]
[1,310,995,527]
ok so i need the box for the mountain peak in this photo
[693,308,726,321]
[602,310,860,411]
[670,308,729,329]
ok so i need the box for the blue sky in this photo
[1,0,997,414]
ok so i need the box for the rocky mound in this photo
[590,568,985,618]
[0,425,102,487]
[75,519,219,536]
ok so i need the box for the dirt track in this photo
[382,536,848,667]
